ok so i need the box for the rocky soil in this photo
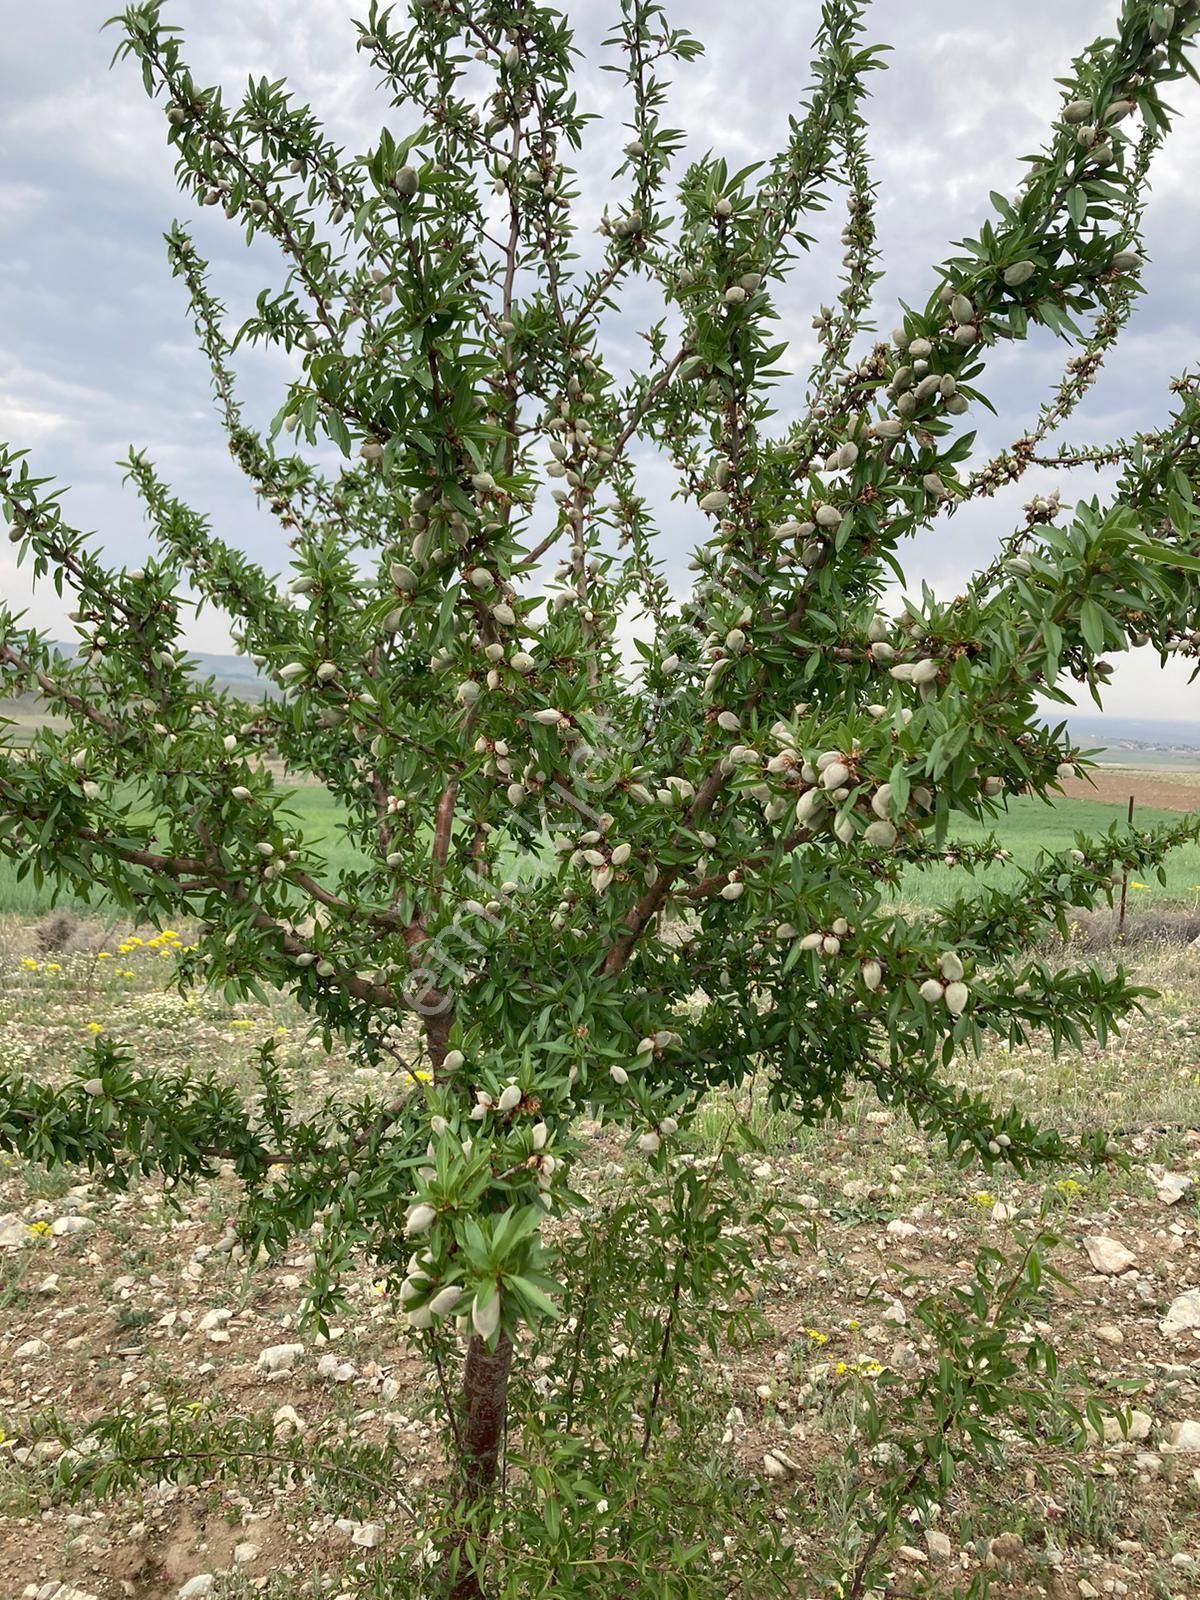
[1,921,1199,1600]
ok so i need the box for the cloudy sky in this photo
[2,1,1199,724]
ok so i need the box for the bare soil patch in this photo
[1062,766,1200,814]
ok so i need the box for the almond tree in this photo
[3,1,1200,1593]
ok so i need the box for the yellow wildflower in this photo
[805,1328,828,1346]
[27,1220,52,1238]
[231,1019,255,1029]
[1054,1178,1085,1198]
[119,969,135,978]
[1129,881,1147,890]
[45,962,61,973]
[405,1069,433,1084]
[846,1318,861,1331]
[96,951,112,960]
[20,958,38,971]
[972,1191,994,1208]
[85,1021,104,1034]
[835,1361,848,1375]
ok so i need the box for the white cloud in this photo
[0,394,68,443]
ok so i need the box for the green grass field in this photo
[2,787,1197,920]
[897,793,1200,908]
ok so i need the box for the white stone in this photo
[177,1578,214,1600]
[1170,1420,1200,1451]
[925,1529,952,1562]
[197,1309,231,1332]
[1127,1409,1153,1442]
[317,1353,357,1383]
[233,1543,261,1565]
[272,1404,305,1439]
[1152,1169,1193,1206]
[1095,1324,1124,1347]
[0,1214,28,1248]
[1091,1409,1153,1445]
[886,1220,920,1239]
[51,1216,93,1237]
[1083,1235,1136,1276]
[257,1342,304,1374]
[1162,1289,1200,1337]
[38,1274,60,1294]
[881,1296,907,1325]
[351,1522,385,1548]
[15,1338,48,1358]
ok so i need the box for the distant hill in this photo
[10,649,1200,766]
[47,644,270,701]
[1057,713,1200,766]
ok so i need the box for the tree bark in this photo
[445,1333,514,1600]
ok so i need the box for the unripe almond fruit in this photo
[864,818,897,849]
[944,982,969,1016]
[939,951,964,982]
[1003,260,1036,287]
[472,1293,501,1341]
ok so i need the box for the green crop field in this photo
[2,786,1197,920]
[897,792,1200,908]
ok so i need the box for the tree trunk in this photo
[445,1333,514,1600]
